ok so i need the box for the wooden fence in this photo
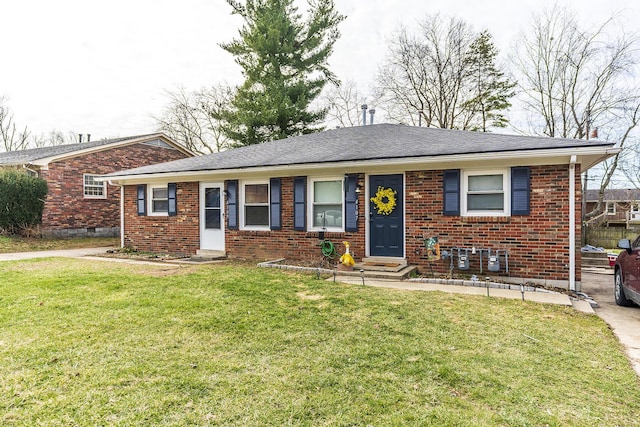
[585,227,640,249]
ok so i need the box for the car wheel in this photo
[615,269,634,307]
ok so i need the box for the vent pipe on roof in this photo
[87,134,91,142]
[78,134,83,143]
[369,108,375,125]
[361,104,367,126]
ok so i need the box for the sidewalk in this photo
[333,276,594,313]
[0,247,114,261]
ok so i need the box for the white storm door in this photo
[200,183,225,251]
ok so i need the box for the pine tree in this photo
[219,0,345,146]
[463,30,516,131]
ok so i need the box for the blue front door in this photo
[369,174,404,257]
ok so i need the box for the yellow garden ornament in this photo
[370,186,397,215]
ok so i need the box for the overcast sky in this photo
[1,0,638,140]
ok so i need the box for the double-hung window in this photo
[462,170,509,216]
[606,202,616,215]
[149,185,169,215]
[311,178,343,230]
[242,182,269,229]
[83,174,106,199]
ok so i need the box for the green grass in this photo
[1,259,639,426]
[0,236,118,253]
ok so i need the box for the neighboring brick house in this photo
[585,188,640,228]
[0,133,193,237]
[105,124,617,291]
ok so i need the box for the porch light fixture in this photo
[355,184,363,193]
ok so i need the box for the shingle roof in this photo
[106,124,614,177]
[0,133,166,166]
[585,188,640,201]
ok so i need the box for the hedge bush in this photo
[0,168,48,235]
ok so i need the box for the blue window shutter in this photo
[227,180,238,229]
[511,167,530,215]
[270,178,281,230]
[345,174,358,232]
[168,183,177,217]
[443,170,460,216]
[137,184,146,216]
[294,177,306,231]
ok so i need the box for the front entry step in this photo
[337,264,418,280]
[355,257,407,272]
[190,249,226,261]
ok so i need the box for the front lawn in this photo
[0,259,638,425]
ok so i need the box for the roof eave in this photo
[104,145,618,185]
[32,133,194,166]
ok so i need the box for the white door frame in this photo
[199,182,225,251]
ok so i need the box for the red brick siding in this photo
[123,182,200,254]
[225,176,366,262]
[122,165,582,283]
[404,165,582,282]
[40,143,189,234]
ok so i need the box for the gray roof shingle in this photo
[106,124,614,177]
[0,133,165,166]
[585,189,640,201]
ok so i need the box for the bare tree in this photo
[512,5,640,220]
[374,14,514,130]
[512,5,640,140]
[320,80,368,128]
[155,84,234,154]
[30,130,78,148]
[0,96,30,151]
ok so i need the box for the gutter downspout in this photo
[569,155,577,292]
[120,185,125,249]
[109,180,125,249]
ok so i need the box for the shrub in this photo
[0,168,48,235]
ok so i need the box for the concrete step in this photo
[581,251,612,268]
[582,259,611,268]
[581,252,608,260]
[338,264,418,280]
[356,257,408,272]
[188,249,226,262]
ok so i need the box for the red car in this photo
[614,237,640,306]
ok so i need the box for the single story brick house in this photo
[0,133,193,237]
[105,124,617,291]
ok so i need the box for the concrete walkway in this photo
[0,247,114,261]
[334,276,583,309]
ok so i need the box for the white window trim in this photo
[308,176,344,231]
[461,169,510,217]
[240,180,270,230]
[606,202,616,215]
[83,174,106,199]
[148,184,169,216]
